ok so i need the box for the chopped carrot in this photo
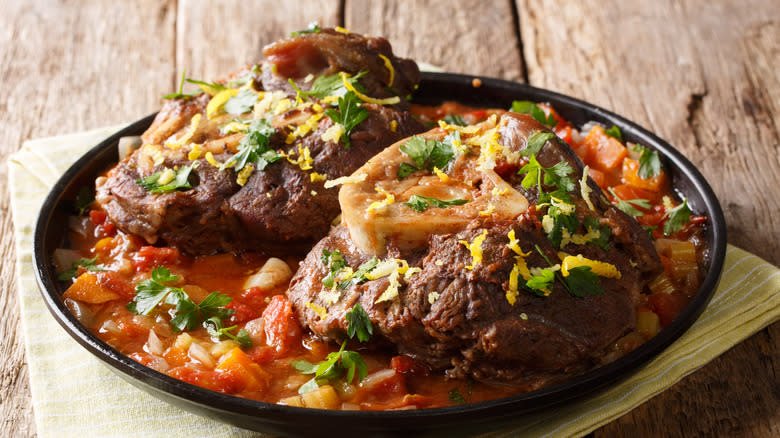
[62,272,120,304]
[582,126,627,172]
[622,158,668,193]
[610,183,660,205]
[216,347,271,392]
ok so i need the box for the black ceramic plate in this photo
[33,72,727,437]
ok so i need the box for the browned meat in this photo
[286,113,662,388]
[96,29,425,255]
[261,28,420,103]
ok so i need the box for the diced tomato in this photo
[555,125,574,146]
[168,366,242,394]
[570,139,594,165]
[261,295,302,355]
[134,246,181,271]
[163,347,189,368]
[246,345,280,365]
[648,293,688,327]
[226,300,258,325]
[96,271,135,300]
[96,222,117,237]
[89,209,107,225]
[240,286,272,312]
[587,167,607,189]
[582,126,627,172]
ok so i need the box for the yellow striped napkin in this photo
[8,127,780,438]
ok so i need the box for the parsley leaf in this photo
[604,125,622,141]
[291,22,321,36]
[129,267,235,332]
[346,302,373,342]
[442,114,467,126]
[608,187,651,217]
[291,341,369,394]
[185,78,226,96]
[203,316,252,348]
[583,216,611,251]
[221,118,279,172]
[519,155,575,200]
[397,133,457,179]
[522,131,556,156]
[404,195,468,212]
[563,266,604,297]
[163,70,198,100]
[75,186,94,215]
[343,258,379,289]
[304,71,367,100]
[511,100,558,127]
[224,89,258,115]
[526,269,555,293]
[57,256,104,281]
[633,144,662,179]
[136,165,194,194]
[663,198,691,235]
[324,91,368,148]
[448,388,467,405]
[321,249,347,288]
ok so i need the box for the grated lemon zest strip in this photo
[339,72,400,105]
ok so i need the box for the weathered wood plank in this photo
[176,0,341,83]
[0,1,178,437]
[517,1,779,436]
[345,0,525,81]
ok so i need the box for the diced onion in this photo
[144,329,164,356]
[188,342,215,368]
[359,368,396,390]
[244,257,293,290]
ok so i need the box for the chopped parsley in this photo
[57,256,104,281]
[522,131,556,156]
[544,198,579,248]
[221,118,280,171]
[448,388,467,404]
[128,267,234,332]
[224,89,258,115]
[663,198,691,235]
[162,70,199,100]
[563,266,605,297]
[404,195,468,212]
[321,249,348,289]
[519,155,576,202]
[526,269,555,294]
[583,216,611,251]
[304,71,367,100]
[321,249,379,290]
[604,125,622,141]
[397,133,458,180]
[291,341,369,394]
[511,100,557,127]
[203,316,252,348]
[348,258,380,288]
[291,22,321,36]
[608,187,651,217]
[442,114,467,126]
[345,302,373,342]
[323,90,368,148]
[185,78,226,96]
[75,186,94,215]
[633,144,662,179]
[136,165,194,194]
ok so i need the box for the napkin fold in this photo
[8,126,779,438]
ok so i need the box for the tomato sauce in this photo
[58,101,707,410]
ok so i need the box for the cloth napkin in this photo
[8,126,780,438]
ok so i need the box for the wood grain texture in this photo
[517,1,779,436]
[345,0,525,81]
[0,1,178,437]
[175,0,341,84]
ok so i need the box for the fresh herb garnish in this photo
[136,165,194,194]
[163,70,199,100]
[442,114,467,126]
[75,186,94,215]
[323,90,368,148]
[345,302,373,342]
[291,22,321,36]
[519,155,576,201]
[633,144,662,179]
[221,118,280,171]
[57,256,104,281]
[185,78,227,96]
[544,197,579,248]
[128,267,234,332]
[522,131,556,156]
[203,316,252,348]
[321,249,348,289]
[608,187,651,217]
[663,198,691,235]
[347,258,379,288]
[396,133,457,180]
[223,89,258,115]
[448,388,467,404]
[291,341,369,394]
[563,266,604,297]
[303,71,367,100]
[525,269,555,294]
[583,216,611,251]
[404,195,468,213]
[511,100,557,127]
[604,125,622,141]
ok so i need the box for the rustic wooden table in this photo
[1,1,777,437]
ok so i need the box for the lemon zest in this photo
[321,123,345,143]
[339,72,400,105]
[459,229,488,270]
[207,89,239,119]
[581,165,596,211]
[428,291,440,305]
[378,54,395,87]
[187,143,203,161]
[561,255,621,279]
[323,173,367,189]
[335,26,350,34]
[366,186,395,213]
[390,119,398,132]
[305,302,328,320]
[432,166,450,183]
[166,113,201,149]
[310,172,328,183]
[236,163,254,186]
